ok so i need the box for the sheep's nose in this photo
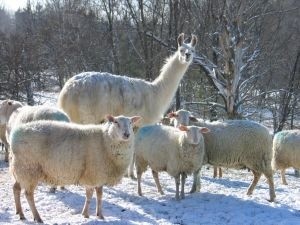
[123,132,130,139]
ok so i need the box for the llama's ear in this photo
[199,127,210,134]
[177,33,185,47]
[191,34,198,47]
[178,125,189,132]
[106,115,115,122]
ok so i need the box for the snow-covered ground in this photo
[0,157,299,225]
[0,92,299,224]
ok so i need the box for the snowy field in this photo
[0,157,299,225]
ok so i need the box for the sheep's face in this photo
[168,109,197,128]
[106,115,141,142]
[177,33,197,65]
[0,100,23,125]
[179,125,210,145]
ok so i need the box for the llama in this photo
[57,33,197,127]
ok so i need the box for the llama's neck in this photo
[152,52,191,113]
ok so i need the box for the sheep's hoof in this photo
[34,217,43,223]
[49,187,56,193]
[19,214,25,220]
[97,214,104,220]
[130,175,137,181]
[82,214,89,218]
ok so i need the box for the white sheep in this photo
[271,129,300,185]
[168,110,276,201]
[0,100,24,162]
[135,124,209,200]
[5,104,71,193]
[9,115,141,223]
[57,33,197,128]
[168,109,223,178]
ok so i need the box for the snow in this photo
[0,92,299,224]
[0,159,299,225]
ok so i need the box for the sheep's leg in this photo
[175,175,180,200]
[180,173,186,199]
[264,170,276,202]
[95,186,104,219]
[82,187,93,218]
[280,169,288,185]
[137,167,143,196]
[152,170,164,195]
[190,169,201,193]
[128,153,136,180]
[24,187,43,223]
[4,146,9,162]
[247,170,261,196]
[218,167,223,178]
[13,182,25,220]
[213,166,218,178]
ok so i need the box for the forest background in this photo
[0,0,299,133]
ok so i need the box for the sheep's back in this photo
[203,120,272,169]
[135,125,181,172]
[10,121,98,186]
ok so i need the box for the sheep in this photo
[0,100,24,162]
[9,115,141,223]
[168,110,276,201]
[168,109,223,178]
[271,129,300,185]
[196,119,275,201]
[135,124,209,200]
[57,33,197,128]
[0,100,71,192]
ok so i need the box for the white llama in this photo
[57,33,197,127]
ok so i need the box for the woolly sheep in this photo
[6,104,71,193]
[192,119,275,201]
[0,100,24,162]
[168,109,223,178]
[135,124,209,200]
[9,115,141,223]
[272,129,300,185]
[57,33,197,127]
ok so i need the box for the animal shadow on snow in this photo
[49,187,158,225]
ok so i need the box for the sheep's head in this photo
[106,115,141,142]
[179,125,210,145]
[177,33,197,65]
[0,99,24,125]
[168,109,198,128]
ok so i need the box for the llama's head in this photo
[177,33,197,65]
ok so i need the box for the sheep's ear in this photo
[168,112,177,118]
[131,116,142,124]
[191,34,198,47]
[199,127,210,134]
[189,116,198,122]
[106,115,115,122]
[177,33,184,47]
[178,125,188,132]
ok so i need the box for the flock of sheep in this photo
[0,33,299,223]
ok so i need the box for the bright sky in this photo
[0,0,28,11]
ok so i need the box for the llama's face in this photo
[177,33,198,65]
